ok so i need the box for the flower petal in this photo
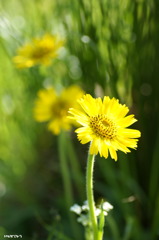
[78,94,102,116]
[117,115,137,127]
[118,129,141,138]
[90,139,100,155]
[108,147,118,161]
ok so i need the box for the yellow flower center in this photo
[90,114,117,139]
[52,100,69,118]
[31,46,52,59]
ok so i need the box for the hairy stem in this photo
[86,153,98,240]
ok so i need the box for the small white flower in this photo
[81,201,89,211]
[77,214,90,226]
[70,204,82,215]
[103,211,108,216]
[102,202,113,212]
[95,208,101,216]
[71,200,113,227]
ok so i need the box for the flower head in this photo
[70,204,82,215]
[68,94,141,160]
[70,200,113,226]
[34,85,84,135]
[77,214,90,226]
[102,201,113,212]
[13,34,64,68]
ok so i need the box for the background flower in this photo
[34,85,84,135]
[13,34,64,68]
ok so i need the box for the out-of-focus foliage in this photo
[0,0,159,239]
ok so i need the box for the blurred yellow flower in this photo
[34,85,84,135]
[68,94,141,161]
[13,34,64,68]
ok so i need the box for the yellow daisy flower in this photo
[68,94,141,161]
[34,85,84,135]
[13,34,64,68]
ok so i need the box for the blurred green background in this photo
[0,0,159,239]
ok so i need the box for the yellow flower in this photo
[13,34,64,68]
[34,85,84,135]
[68,94,141,161]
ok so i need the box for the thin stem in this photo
[58,131,81,240]
[98,207,105,240]
[58,132,73,209]
[66,136,84,200]
[86,153,98,240]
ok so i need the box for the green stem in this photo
[58,132,73,209]
[67,136,84,200]
[58,132,81,240]
[98,207,105,240]
[86,153,98,240]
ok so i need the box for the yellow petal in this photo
[117,115,137,127]
[78,94,100,116]
[68,108,89,126]
[89,139,99,155]
[48,120,61,135]
[114,104,129,119]
[76,127,93,144]
[118,129,141,138]
[116,137,139,149]
[101,142,109,158]
[113,139,131,153]
[108,147,118,161]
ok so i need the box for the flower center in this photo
[32,46,51,59]
[52,99,69,118]
[90,114,117,139]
